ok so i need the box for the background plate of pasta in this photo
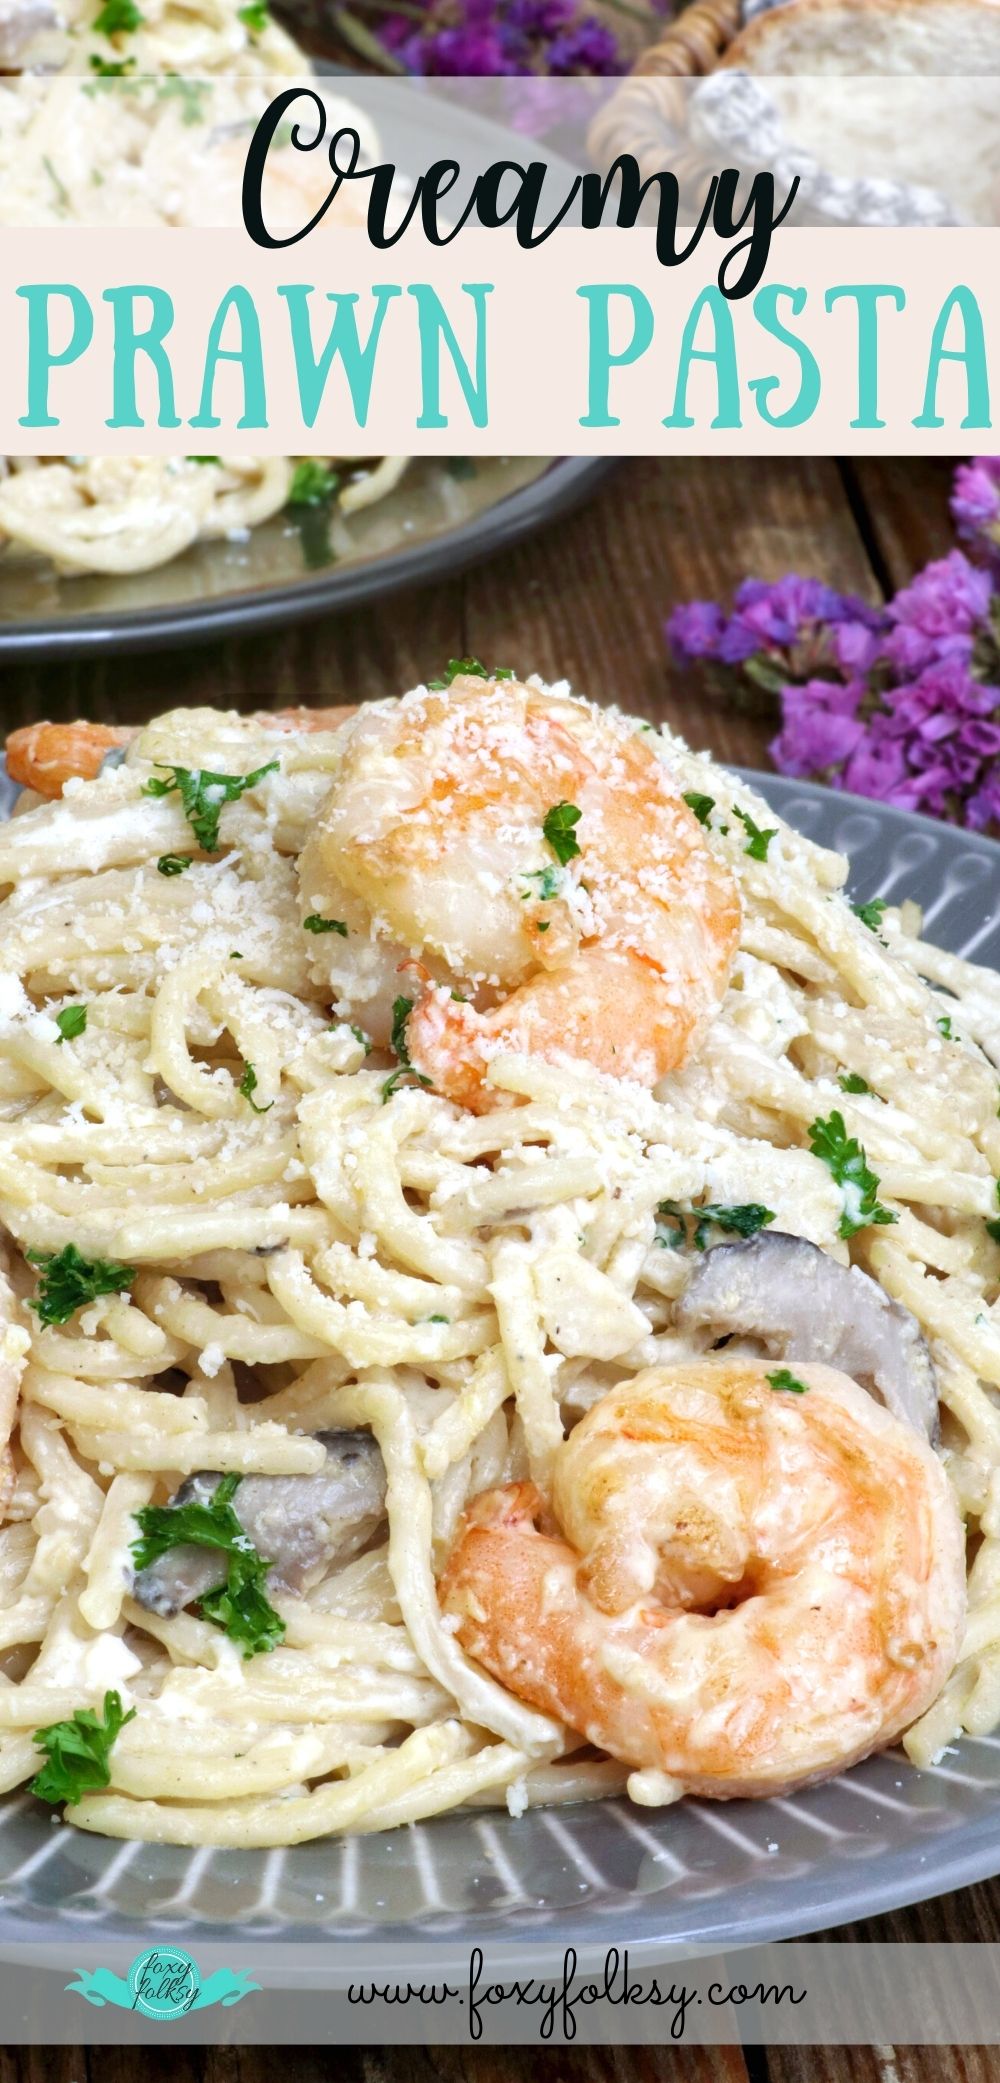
[0,0,608,657]
[0,673,997,1958]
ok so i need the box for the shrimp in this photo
[5,706,357,799]
[438,1358,966,1798]
[310,674,742,1110]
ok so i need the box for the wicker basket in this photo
[589,0,743,187]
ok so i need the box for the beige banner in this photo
[2,225,998,454]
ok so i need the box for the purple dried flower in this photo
[666,543,1000,833]
[369,0,622,78]
[883,550,991,673]
[952,456,1000,566]
[665,600,728,664]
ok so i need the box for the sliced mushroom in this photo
[132,1428,387,1618]
[675,1231,939,1442]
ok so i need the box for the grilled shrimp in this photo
[439,1359,966,1798]
[309,675,741,1110]
[5,707,357,799]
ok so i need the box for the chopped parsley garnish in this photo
[937,1014,955,1039]
[767,1368,809,1395]
[288,460,338,507]
[682,791,715,827]
[93,0,143,31]
[132,1474,285,1658]
[156,853,192,877]
[427,658,514,690]
[303,914,347,936]
[987,1181,1000,1246]
[237,0,269,29]
[838,1072,870,1094]
[543,801,582,866]
[42,156,69,213]
[381,996,432,1103]
[88,53,135,72]
[520,865,562,902]
[27,1244,135,1327]
[852,898,887,934]
[733,805,777,861]
[808,1111,896,1239]
[186,454,219,466]
[30,1690,135,1807]
[156,78,210,124]
[349,1024,371,1052]
[656,1200,775,1252]
[55,1005,87,1044]
[238,1062,272,1114]
[143,760,278,853]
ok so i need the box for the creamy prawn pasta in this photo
[0,1,408,579]
[0,675,992,1847]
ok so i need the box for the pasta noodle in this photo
[0,691,995,1843]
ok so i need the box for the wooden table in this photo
[3,456,998,2083]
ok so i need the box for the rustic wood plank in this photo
[845,459,959,591]
[766,2047,998,2083]
[462,456,880,771]
[0,571,467,734]
[203,2050,750,2083]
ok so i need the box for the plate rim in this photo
[0,457,614,660]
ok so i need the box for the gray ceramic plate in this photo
[0,770,997,1961]
[0,458,611,661]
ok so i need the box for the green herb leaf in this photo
[349,1024,371,1052]
[237,0,269,30]
[427,657,514,690]
[733,805,777,862]
[937,1014,955,1039]
[27,1244,135,1327]
[987,1181,1000,1246]
[186,454,219,466]
[132,1474,285,1659]
[156,78,210,124]
[682,791,715,828]
[88,52,134,72]
[238,1061,273,1114]
[838,1072,870,1094]
[303,914,347,936]
[30,1689,135,1807]
[381,996,432,1103]
[93,0,143,32]
[288,460,338,507]
[520,865,562,902]
[55,1005,87,1044]
[42,155,69,213]
[808,1111,896,1239]
[199,1551,285,1655]
[656,1201,775,1252]
[156,853,192,877]
[543,801,582,866]
[767,1368,809,1395]
[143,760,278,853]
[852,898,887,934]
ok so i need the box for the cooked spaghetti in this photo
[0,685,994,1846]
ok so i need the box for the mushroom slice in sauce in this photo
[132,1428,387,1618]
[675,1231,939,1442]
